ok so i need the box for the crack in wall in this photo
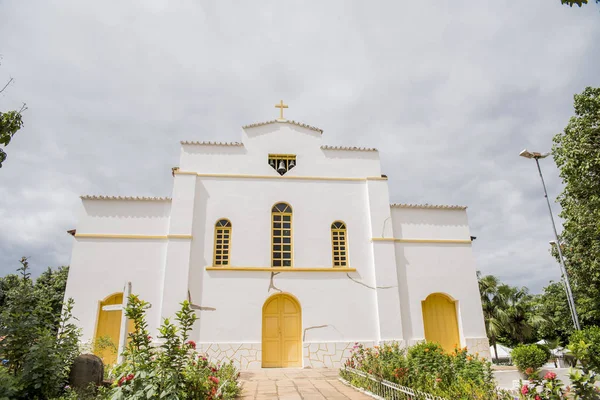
[187,290,216,311]
[268,272,282,292]
[346,273,395,290]
[302,324,344,341]
[303,325,329,341]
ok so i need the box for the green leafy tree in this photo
[533,281,575,345]
[561,0,600,6]
[552,86,600,327]
[0,68,27,168]
[0,258,80,399]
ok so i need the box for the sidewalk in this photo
[238,368,373,400]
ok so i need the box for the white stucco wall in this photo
[390,207,487,345]
[179,122,382,178]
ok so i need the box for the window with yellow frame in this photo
[213,219,232,266]
[272,203,292,267]
[331,221,348,267]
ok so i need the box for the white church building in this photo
[64,104,489,369]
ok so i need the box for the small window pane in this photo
[283,223,291,229]
[273,215,281,221]
[273,230,281,236]
[283,245,291,251]
[273,245,281,251]
[274,237,282,244]
[223,261,228,265]
[273,260,282,267]
[273,252,281,259]
[283,260,291,267]
[274,223,281,228]
[283,237,290,244]
[283,215,291,221]
[283,252,291,259]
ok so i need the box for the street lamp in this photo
[519,149,581,330]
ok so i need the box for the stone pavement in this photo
[238,368,373,400]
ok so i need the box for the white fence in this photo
[340,367,446,400]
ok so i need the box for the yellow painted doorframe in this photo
[261,293,302,368]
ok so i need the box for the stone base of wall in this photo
[198,339,490,369]
[198,343,262,370]
[465,337,491,359]
[198,341,379,370]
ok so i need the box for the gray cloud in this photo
[1,0,599,292]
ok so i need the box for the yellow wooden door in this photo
[94,293,125,366]
[262,294,301,368]
[422,293,460,353]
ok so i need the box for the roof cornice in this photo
[321,145,378,152]
[242,119,323,134]
[390,203,467,210]
[181,141,243,146]
[80,195,172,202]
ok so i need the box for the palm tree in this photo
[498,284,546,345]
[477,272,507,362]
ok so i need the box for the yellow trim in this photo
[167,234,193,239]
[366,176,388,180]
[75,234,192,240]
[206,267,356,272]
[174,171,381,182]
[272,202,293,268]
[371,238,471,244]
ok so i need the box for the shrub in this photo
[106,294,240,399]
[569,326,600,373]
[342,342,504,398]
[511,344,549,374]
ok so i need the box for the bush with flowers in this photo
[341,341,513,399]
[105,294,240,400]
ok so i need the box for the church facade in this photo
[64,108,489,369]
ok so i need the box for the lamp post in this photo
[519,149,581,330]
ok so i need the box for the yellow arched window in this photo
[213,219,232,266]
[272,203,293,267]
[331,221,348,267]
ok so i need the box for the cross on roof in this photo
[275,100,288,120]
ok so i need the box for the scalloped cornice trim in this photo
[242,119,323,134]
[391,203,467,210]
[321,145,378,152]
[80,195,172,201]
[180,141,243,146]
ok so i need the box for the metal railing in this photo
[340,367,446,400]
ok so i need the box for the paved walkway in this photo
[238,368,373,400]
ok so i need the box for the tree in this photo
[0,258,80,399]
[561,0,600,6]
[0,57,27,169]
[552,86,600,327]
[477,272,506,362]
[533,281,575,345]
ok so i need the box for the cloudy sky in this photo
[0,0,599,292]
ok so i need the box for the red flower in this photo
[126,373,134,381]
[187,340,196,349]
[209,375,220,384]
[118,377,125,387]
[535,396,541,400]
[521,385,529,395]
[544,371,557,380]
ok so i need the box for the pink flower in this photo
[521,385,529,395]
[187,340,196,350]
[544,371,557,381]
[535,396,541,400]
[209,376,220,384]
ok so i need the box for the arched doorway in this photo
[262,293,302,368]
[421,293,460,353]
[94,292,130,365]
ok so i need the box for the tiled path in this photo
[238,368,373,400]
